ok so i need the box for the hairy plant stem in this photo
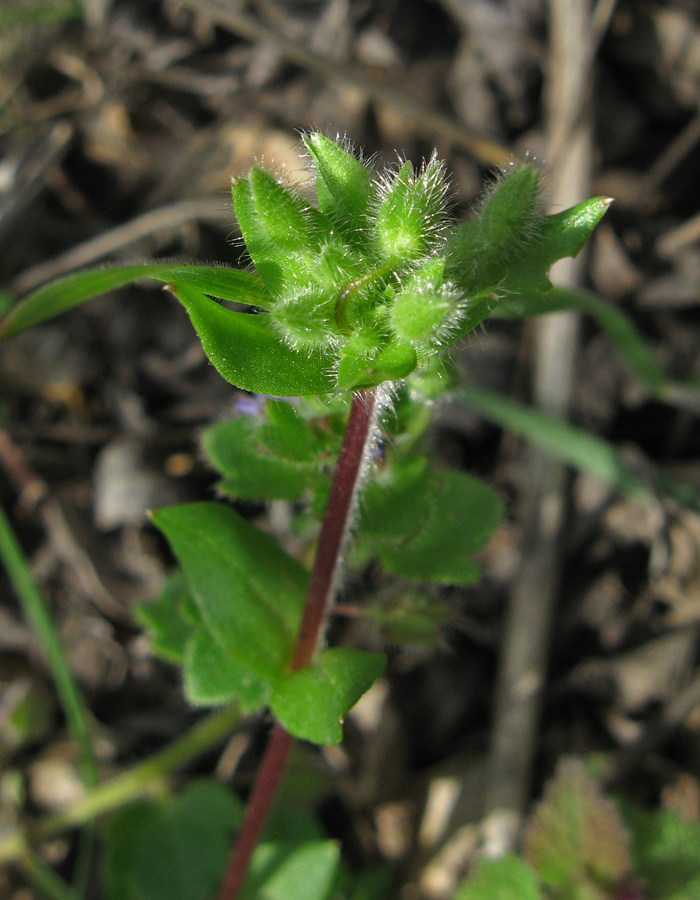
[218,387,378,900]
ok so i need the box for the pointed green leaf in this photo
[455,856,542,900]
[378,469,503,584]
[372,157,448,265]
[0,264,270,339]
[446,196,611,340]
[171,282,337,395]
[151,503,308,681]
[103,781,243,900]
[270,647,386,745]
[184,629,270,711]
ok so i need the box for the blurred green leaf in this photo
[360,456,433,541]
[103,780,243,900]
[377,469,503,584]
[184,629,270,711]
[202,417,321,501]
[455,855,542,900]
[460,384,700,512]
[134,572,196,664]
[243,840,340,900]
[0,1,81,27]
[621,803,700,898]
[523,759,631,894]
[270,648,386,745]
[151,503,307,682]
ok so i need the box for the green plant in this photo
[455,759,700,900]
[0,133,608,900]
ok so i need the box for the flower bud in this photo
[303,132,371,246]
[389,257,460,346]
[372,156,449,266]
[479,162,541,257]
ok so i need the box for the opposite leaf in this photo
[270,647,386,745]
[151,503,308,682]
[171,282,336,395]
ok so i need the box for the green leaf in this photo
[243,841,340,900]
[270,648,387,745]
[0,264,269,339]
[184,629,271,711]
[151,503,308,681]
[243,840,340,900]
[360,456,433,541]
[523,759,631,893]
[621,803,700,898]
[446,196,611,338]
[201,417,323,501]
[134,571,197,664]
[372,157,448,265]
[303,132,372,246]
[103,780,243,900]
[170,282,337,395]
[455,855,542,900]
[378,469,503,584]
[480,164,541,258]
[232,170,332,295]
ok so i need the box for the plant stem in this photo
[292,388,377,669]
[0,705,240,866]
[20,852,81,900]
[218,387,378,900]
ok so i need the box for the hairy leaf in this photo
[170,282,336,395]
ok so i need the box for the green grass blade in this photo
[495,287,700,414]
[0,264,269,339]
[461,384,700,511]
[0,505,96,786]
[0,504,97,894]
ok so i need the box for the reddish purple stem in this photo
[217,388,377,900]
